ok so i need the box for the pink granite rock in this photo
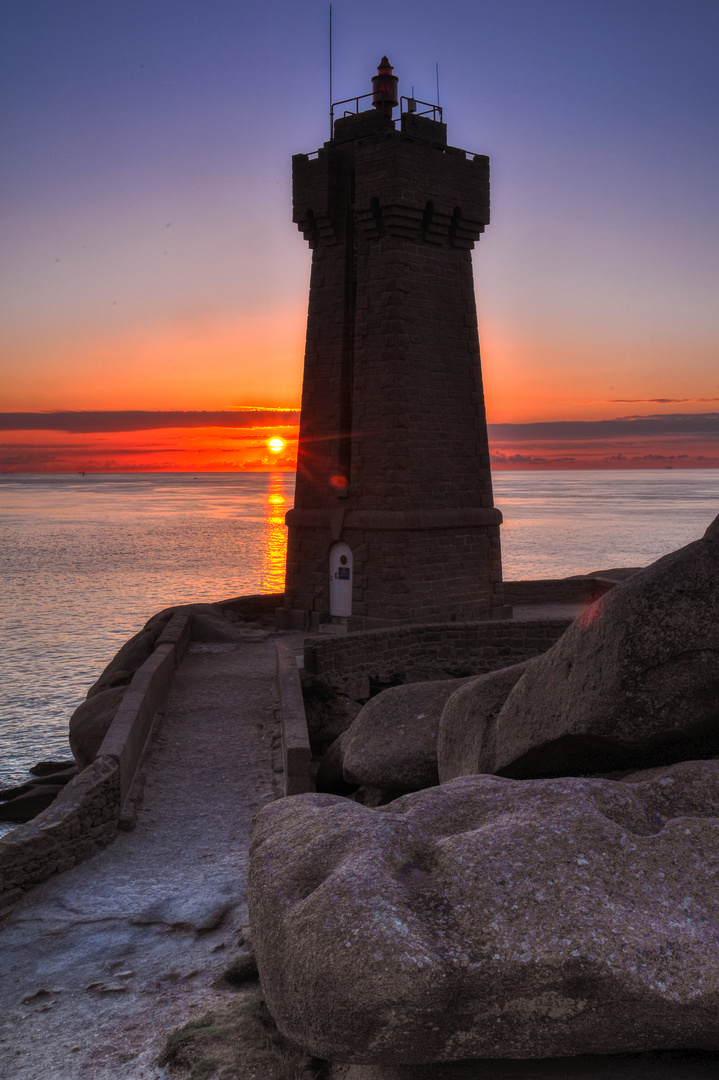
[492,522,719,778]
[191,611,246,642]
[437,662,532,783]
[341,678,476,794]
[248,761,719,1064]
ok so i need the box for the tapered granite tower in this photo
[280,59,505,630]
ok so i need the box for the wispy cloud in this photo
[583,398,719,405]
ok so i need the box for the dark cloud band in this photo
[0,410,300,434]
[1,411,718,445]
[489,414,719,441]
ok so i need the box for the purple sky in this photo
[1,1,718,452]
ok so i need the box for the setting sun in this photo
[268,437,285,453]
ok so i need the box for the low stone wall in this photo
[303,618,573,700]
[98,642,176,806]
[275,642,315,797]
[0,611,192,914]
[503,576,615,606]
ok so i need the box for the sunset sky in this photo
[1,0,718,470]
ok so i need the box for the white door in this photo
[329,542,353,617]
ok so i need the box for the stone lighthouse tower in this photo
[280,58,505,630]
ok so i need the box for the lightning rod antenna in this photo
[436,61,440,106]
[329,5,333,140]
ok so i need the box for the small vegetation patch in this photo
[158,987,325,1080]
[215,952,259,988]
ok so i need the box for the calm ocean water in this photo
[1,469,717,824]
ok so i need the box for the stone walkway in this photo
[0,633,297,1080]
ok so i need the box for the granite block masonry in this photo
[280,59,505,631]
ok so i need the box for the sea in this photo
[1,469,717,832]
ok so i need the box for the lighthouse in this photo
[279,59,505,630]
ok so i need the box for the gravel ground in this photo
[0,633,299,1080]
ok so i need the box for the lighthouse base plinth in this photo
[279,507,508,631]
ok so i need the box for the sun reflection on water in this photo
[259,473,290,592]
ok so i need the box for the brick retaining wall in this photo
[502,577,615,606]
[0,756,120,914]
[303,618,572,700]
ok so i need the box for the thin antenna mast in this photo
[435,61,440,106]
[329,5,333,140]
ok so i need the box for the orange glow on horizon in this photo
[2,306,306,412]
[5,301,716,430]
[1,422,717,472]
[0,425,299,473]
[479,326,719,424]
[2,399,718,472]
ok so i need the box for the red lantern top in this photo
[372,56,398,122]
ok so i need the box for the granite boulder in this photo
[248,760,719,1064]
[492,520,719,778]
[437,662,532,784]
[340,678,476,795]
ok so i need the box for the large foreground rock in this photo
[437,662,532,783]
[340,678,476,794]
[249,761,719,1064]
[491,521,719,778]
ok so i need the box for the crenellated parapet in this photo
[293,110,489,249]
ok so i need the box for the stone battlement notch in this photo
[280,58,506,631]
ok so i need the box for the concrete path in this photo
[0,633,297,1080]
